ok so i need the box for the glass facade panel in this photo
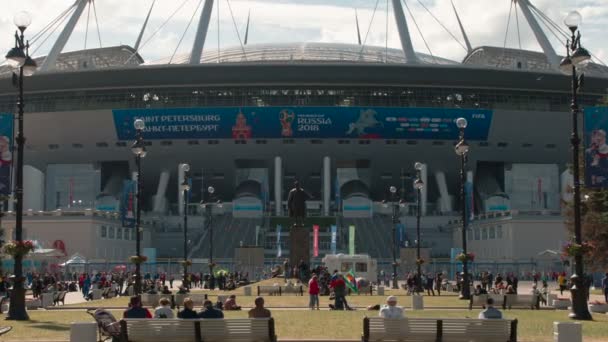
[45,164,101,210]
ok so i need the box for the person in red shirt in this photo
[308,274,320,310]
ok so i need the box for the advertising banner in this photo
[121,180,136,228]
[0,113,13,196]
[330,225,337,254]
[348,225,356,255]
[396,223,406,248]
[584,107,608,188]
[276,225,282,258]
[313,225,319,257]
[113,106,492,141]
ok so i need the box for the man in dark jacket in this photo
[287,181,311,226]
[123,296,152,318]
[198,300,224,318]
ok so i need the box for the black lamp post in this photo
[5,11,37,321]
[131,119,147,296]
[388,186,400,289]
[180,164,191,289]
[560,10,592,321]
[413,162,425,293]
[455,117,471,300]
[200,186,220,290]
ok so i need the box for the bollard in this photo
[377,286,385,296]
[70,322,97,342]
[553,322,581,342]
[412,295,424,310]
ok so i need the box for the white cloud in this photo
[0,0,606,65]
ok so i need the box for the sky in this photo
[0,0,606,64]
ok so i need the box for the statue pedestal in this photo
[289,225,310,271]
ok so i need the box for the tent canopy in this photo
[60,253,88,266]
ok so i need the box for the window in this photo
[109,226,115,239]
[474,228,480,240]
[101,226,107,238]
[355,262,368,273]
[497,226,503,238]
[117,228,122,239]
[341,262,352,272]
[489,226,496,239]
[482,228,488,240]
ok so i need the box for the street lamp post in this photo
[5,11,37,321]
[131,119,147,296]
[389,186,400,290]
[180,164,191,289]
[560,10,592,321]
[413,162,425,293]
[201,186,220,290]
[455,117,471,300]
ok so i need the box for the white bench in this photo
[469,294,507,310]
[119,318,277,342]
[173,293,209,309]
[505,294,540,310]
[257,285,304,296]
[362,317,518,342]
[140,294,161,307]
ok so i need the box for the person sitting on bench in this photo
[478,297,502,319]
[224,295,242,310]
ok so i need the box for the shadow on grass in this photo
[27,320,70,331]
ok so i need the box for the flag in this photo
[348,225,355,255]
[345,270,358,293]
[330,225,337,254]
[121,180,136,228]
[465,180,474,222]
[0,114,13,196]
[276,225,282,257]
[313,225,319,257]
[397,223,406,248]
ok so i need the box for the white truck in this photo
[322,254,377,282]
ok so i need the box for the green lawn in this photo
[2,308,608,341]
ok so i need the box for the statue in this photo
[287,181,311,227]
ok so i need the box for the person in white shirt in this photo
[153,297,174,318]
[379,296,404,318]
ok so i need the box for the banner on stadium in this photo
[313,225,319,257]
[121,180,136,228]
[0,113,13,196]
[584,107,608,188]
[276,225,282,257]
[113,106,493,141]
[396,223,406,248]
[348,225,355,255]
[330,225,337,254]
[465,180,474,222]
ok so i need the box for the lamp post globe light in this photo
[131,118,147,296]
[5,11,36,321]
[180,164,191,289]
[413,162,425,293]
[455,117,471,300]
[560,10,592,321]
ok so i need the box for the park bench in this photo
[173,293,209,309]
[469,294,508,310]
[140,293,161,307]
[257,285,303,296]
[362,317,518,342]
[505,294,540,310]
[118,318,277,342]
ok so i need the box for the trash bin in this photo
[553,322,581,342]
[412,295,424,310]
[70,322,97,342]
[377,286,385,296]
[41,293,55,308]
[244,286,252,296]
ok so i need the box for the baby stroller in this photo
[87,308,121,342]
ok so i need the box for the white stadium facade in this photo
[0,0,607,277]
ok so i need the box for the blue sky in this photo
[0,0,606,64]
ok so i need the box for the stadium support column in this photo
[189,0,215,64]
[323,156,330,216]
[517,0,560,70]
[152,170,170,213]
[39,0,89,72]
[391,0,418,63]
[274,157,282,216]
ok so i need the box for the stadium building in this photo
[0,0,607,275]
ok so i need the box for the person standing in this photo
[435,272,442,296]
[425,274,435,296]
[283,259,290,282]
[558,273,566,295]
[308,274,320,310]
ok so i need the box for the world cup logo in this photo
[280,109,295,137]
